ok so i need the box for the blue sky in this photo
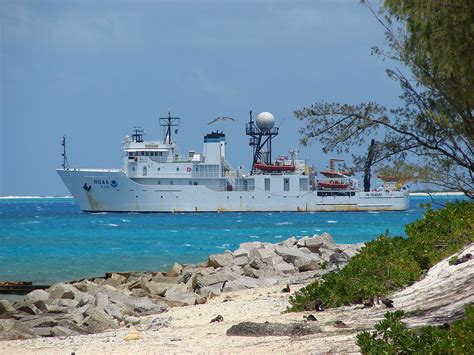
[1,0,402,196]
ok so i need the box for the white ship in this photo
[57,111,409,212]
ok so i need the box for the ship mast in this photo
[159,111,180,144]
[61,136,69,170]
[245,110,279,175]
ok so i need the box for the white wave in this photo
[327,220,338,223]
[274,235,284,239]
[93,212,109,215]
[120,219,130,222]
[300,230,308,233]
[249,235,260,239]
[20,221,41,225]
[368,211,380,214]
[235,219,242,223]
[315,229,321,232]
[182,243,192,247]
[224,228,231,232]
[105,223,118,227]
[275,222,292,226]
[217,243,231,249]
[111,247,121,250]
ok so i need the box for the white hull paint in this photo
[57,169,409,212]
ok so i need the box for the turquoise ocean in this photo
[0,195,465,284]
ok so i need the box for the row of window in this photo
[127,151,164,157]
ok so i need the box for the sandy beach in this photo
[2,243,472,355]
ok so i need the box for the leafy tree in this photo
[295,0,474,197]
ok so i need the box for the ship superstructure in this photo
[57,111,409,212]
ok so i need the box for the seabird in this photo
[208,116,235,125]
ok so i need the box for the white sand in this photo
[2,244,472,354]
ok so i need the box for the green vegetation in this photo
[295,0,474,197]
[288,201,474,311]
[357,305,474,354]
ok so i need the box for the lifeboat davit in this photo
[318,181,349,189]
[254,162,296,172]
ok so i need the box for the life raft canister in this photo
[187,167,192,172]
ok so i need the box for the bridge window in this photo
[284,178,290,191]
[264,178,270,191]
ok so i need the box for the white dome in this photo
[255,112,275,131]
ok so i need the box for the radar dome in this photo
[256,112,275,131]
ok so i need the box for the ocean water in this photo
[0,195,465,284]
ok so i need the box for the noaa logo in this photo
[110,180,118,188]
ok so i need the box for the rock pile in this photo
[0,233,364,340]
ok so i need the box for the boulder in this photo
[305,233,337,253]
[274,261,298,275]
[296,236,309,248]
[222,276,263,292]
[232,254,250,267]
[24,289,50,304]
[0,319,36,340]
[249,248,277,264]
[196,269,238,288]
[110,273,128,285]
[48,283,77,299]
[278,237,298,248]
[14,301,40,315]
[51,325,78,337]
[197,285,222,299]
[208,251,234,268]
[144,280,176,297]
[32,327,53,337]
[167,262,184,277]
[238,241,264,252]
[0,300,16,319]
[249,258,266,270]
[23,316,58,328]
[82,308,118,334]
[164,285,197,306]
[274,246,320,271]
[226,321,320,337]
[330,251,351,268]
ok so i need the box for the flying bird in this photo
[208,116,235,125]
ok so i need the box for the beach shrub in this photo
[356,304,474,354]
[288,201,474,311]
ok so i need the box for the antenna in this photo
[61,136,69,170]
[159,111,180,144]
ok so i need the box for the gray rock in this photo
[131,297,167,314]
[197,285,222,299]
[208,251,234,268]
[296,236,309,248]
[233,254,250,267]
[242,265,259,278]
[274,246,320,271]
[249,248,276,264]
[82,308,118,334]
[232,248,250,258]
[196,270,238,288]
[145,280,176,297]
[226,321,320,337]
[23,316,58,328]
[249,257,266,270]
[24,289,50,304]
[167,262,184,277]
[51,325,78,337]
[0,300,16,319]
[48,283,77,299]
[279,237,298,248]
[274,261,298,275]
[305,233,337,253]
[124,316,141,325]
[14,301,40,315]
[0,319,36,340]
[222,276,263,292]
[32,327,53,337]
[330,251,351,269]
[239,241,264,252]
[110,273,128,285]
[293,258,321,272]
[164,285,197,306]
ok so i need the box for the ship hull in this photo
[57,169,409,212]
